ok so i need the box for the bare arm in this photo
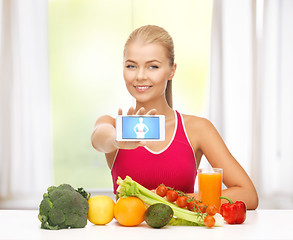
[91,115,117,153]
[190,117,258,210]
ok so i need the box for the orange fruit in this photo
[114,196,146,226]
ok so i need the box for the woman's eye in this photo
[150,65,159,69]
[126,65,136,69]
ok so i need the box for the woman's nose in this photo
[136,68,147,81]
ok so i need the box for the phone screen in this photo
[122,116,160,140]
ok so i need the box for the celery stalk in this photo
[117,176,205,226]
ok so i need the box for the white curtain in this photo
[0,0,52,205]
[209,0,293,208]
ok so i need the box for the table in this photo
[0,210,292,240]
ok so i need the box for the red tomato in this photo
[176,196,188,208]
[206,205,217,216]
[197,202,207,213]
[166,190,178,202]
[187,200,195,211]
[204,215,215,228]
[156,185,168,197]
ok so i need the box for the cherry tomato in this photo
[166,190,179,202]
[197,202,207,213]
[176,196,188,208]
[206,205,217,216]
[156,185,168,197]
[187,199,200,211]
[187,200,196,211]
[204,215,215,228]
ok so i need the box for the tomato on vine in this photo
[176,196,188,208]
[204,215,215,228]
[197,202,207,213]
[206,205,217,216]
[166,190,178,202]
[156,185,168,197]
[187,200,196,211]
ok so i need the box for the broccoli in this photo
[38,184,90,230]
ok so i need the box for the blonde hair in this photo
[124,25,175,108]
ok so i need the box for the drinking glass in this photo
[198,168,223,211]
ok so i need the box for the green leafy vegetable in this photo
[38,184,90,230]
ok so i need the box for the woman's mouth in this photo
[134,85,152,92]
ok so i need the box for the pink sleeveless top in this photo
[111,111,197,194]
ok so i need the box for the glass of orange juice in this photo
[198,168,223,211]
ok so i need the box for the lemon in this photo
[88,195,115,225]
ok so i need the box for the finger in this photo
[127,106,134,115]
[146,109,157,115]
[136,107,145,115]
[118,108,123,115]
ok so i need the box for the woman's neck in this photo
[134,97,174,119]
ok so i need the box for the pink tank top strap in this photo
[174,110,193,146]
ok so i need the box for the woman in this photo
[91,25,258,210]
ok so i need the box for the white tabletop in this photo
[0,209,293,240]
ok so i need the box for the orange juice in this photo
[198,168,222,211]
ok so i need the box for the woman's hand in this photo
[114,106,157,150]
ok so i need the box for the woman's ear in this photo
[168,63,177,80]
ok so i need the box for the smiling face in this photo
[123,41,176,106]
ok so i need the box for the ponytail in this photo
[165,80,173,108]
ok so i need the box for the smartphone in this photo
[116,115,165,141]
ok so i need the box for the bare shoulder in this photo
[181,113,214,133]
[181,113,219,149]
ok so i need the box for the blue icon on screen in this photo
[133,117,149,139]
[122,116,160,139]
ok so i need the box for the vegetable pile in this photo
[38,177,246,230]
[116,176,224,228]
[38,184,90,230]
